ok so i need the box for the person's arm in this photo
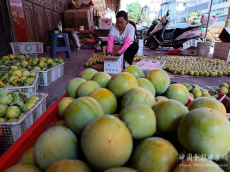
[117,25,135,55]
[106,27,116,55]
[107,35,115,55]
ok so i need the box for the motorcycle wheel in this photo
[144,39,148,47]
[148,40,159,50]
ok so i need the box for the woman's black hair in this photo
[116,10,128,21]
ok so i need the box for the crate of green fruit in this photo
[38,62,65,86]
[0,69,39,93]
[0,89,48,155]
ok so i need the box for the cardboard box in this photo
[183,48,197,56]
[183,39,201,49]
[101,18,112,29]
[219,43,230,61]
[213,42,222,58]
[103,45,123,74]
[75,9,92,30]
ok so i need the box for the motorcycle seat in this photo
[173,26,200,39]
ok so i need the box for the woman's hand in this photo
[106,52,113,56]
[114,53,121,56]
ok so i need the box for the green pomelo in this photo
[137,78,155,96]
[178,107,230,158]
[145,69,170,95]
[153,99,189,133]
[35,126,77,171]
[121,87,155,109]
[165,84,189,105]
[65,96,104,134]
[88,88,117,114]
[120,104,156,139]
[91,72,111,88]
[81,115,133,171]
[80,68,98,80]
[108,72,138,97]
[57,97,75,119]
[77,81,101,97]
[123,65,144,79]
[66,78,86,98]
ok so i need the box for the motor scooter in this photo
[146,11,204,50]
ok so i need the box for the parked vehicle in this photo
[146,11,204,50]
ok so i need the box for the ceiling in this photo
[92,0,120,15]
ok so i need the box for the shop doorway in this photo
[0,0,15,56]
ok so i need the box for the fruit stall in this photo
[0,54,230,172]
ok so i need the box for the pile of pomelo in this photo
[5,66,230,172]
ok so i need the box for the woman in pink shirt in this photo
[101,11,139,67]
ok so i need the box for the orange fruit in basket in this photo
[46,160,90,172]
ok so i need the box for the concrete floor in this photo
[37,49,94,108]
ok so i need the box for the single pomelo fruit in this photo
[80,68,98,80]
[154,96,168,107]
[18,147,36,166]
[191,89,202,99]
[137,78,155,96]
[108,72,138,97]
[123,65,144,79]
[153,99,189,133]
[103,167,138,172]
[88,88,117,114]
[92,72,111,88]
[165,84,189,105]
[65,96,104,134]
[66,78,86,98]
[188,97,226,116]
[121,87,155,109]
[4,164,41,172]
[52,119,67,127]
[77,81,101,97]
[174,157,224,172]
[131,137,180,172]
[46,159,90,172]
[178,107,230,159]
[120,104,156,139]
[35,126,77,171]
[57,97,75,119]
[145,69,170,95]
[81,115,133,171]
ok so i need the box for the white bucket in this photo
[196,41,212,57]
